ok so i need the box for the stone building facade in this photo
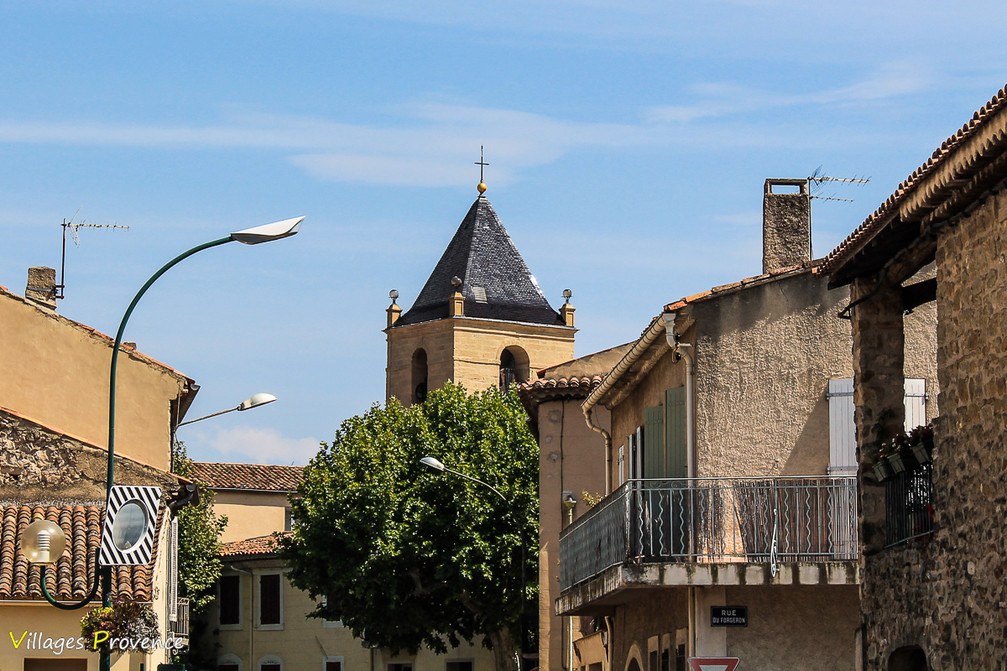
[822,84,1007,669]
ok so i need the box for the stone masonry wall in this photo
[0,409,176,500]
[862,187,1007,669]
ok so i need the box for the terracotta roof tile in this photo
[220,533,289,560]
[821,84,1007,274]
[0,502,160,602]
[191,462,303,492]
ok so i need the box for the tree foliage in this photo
[280,383,538,670]
[171,441,227,613]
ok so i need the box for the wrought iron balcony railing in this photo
[559,476,858,590]
[169,597,189,639]
[885,462,934,546]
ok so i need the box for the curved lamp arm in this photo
[39,564,101,610]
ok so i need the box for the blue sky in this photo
[2,1,1005,464]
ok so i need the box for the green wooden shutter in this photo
[644,406,664,478]
[665,387,687,478]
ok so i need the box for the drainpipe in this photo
[662,312,697,656]
[584,407,613,495]
[662,312,696,477]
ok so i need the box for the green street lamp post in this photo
[21,216,303,671]
[420,456,528,671]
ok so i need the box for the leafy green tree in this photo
[171,441,228,613]
[280,383,538,671]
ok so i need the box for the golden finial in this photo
[475,146,489,194]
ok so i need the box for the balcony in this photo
[169,597,189,640]
[558,476,859,612]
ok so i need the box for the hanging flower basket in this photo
[872,458,894,482]
[81,601,159,654]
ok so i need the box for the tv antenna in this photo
[807,167,870,203]
[57,212,130,300]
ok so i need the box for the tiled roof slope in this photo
[190,462,303,492]
[821,84,1007,276]
[520,343,635,404]
[220,533,289,560]
[395,196,564,327]
[0,503,159,601]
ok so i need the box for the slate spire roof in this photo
[395,195,564,327]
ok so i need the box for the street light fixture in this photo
[20,216,303,671]
[420,455,525,671]
[176,392,278,428]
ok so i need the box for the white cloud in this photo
[646,63,933,124]
[208,426,321,465]
[0,64,933,188]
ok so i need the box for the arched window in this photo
[888,646,929,671]
[258,655,283,671]
[412,349,428,403]
[499,346,530,389]
[217,653,242,671]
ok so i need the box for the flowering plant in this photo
[80,601,159,653]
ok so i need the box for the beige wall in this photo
[608,271,938,483]
[213,566,497,671]
[538,398,610,671]
[386,317,575,404]
[214,490,290,544]
[0,291,189,471]
[605,585,857,671]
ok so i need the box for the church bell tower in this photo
[384,174,576,405]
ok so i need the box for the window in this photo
[388,663,413,671]
[446,661,473,671]
[218,653,242,671]
[412,349,428,404]
[320,595,343,627]
[324,656,345,671]
[284,508,295,531]
[259,655,283,671]
[258,573,282,628]
[219,574,240,627]
[499,346,529,389]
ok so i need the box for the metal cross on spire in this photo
[475,146,489,194]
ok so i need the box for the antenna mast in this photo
[807,168,870,203]
[58,217,130,300]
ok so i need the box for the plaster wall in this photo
[609,589,689,671]
[609,271,936,482]
[0,291,188,471]
[538,398,610,671]
[213,490,290,544]
[723,585,858,670]
[214,569,496,671]
[0,604,160,671]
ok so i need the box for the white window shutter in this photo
[168,517,179,621]
[828,378,857,475]
[904,378,927,430]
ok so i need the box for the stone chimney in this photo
[763,179,811,274]
[25,266,57,310]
